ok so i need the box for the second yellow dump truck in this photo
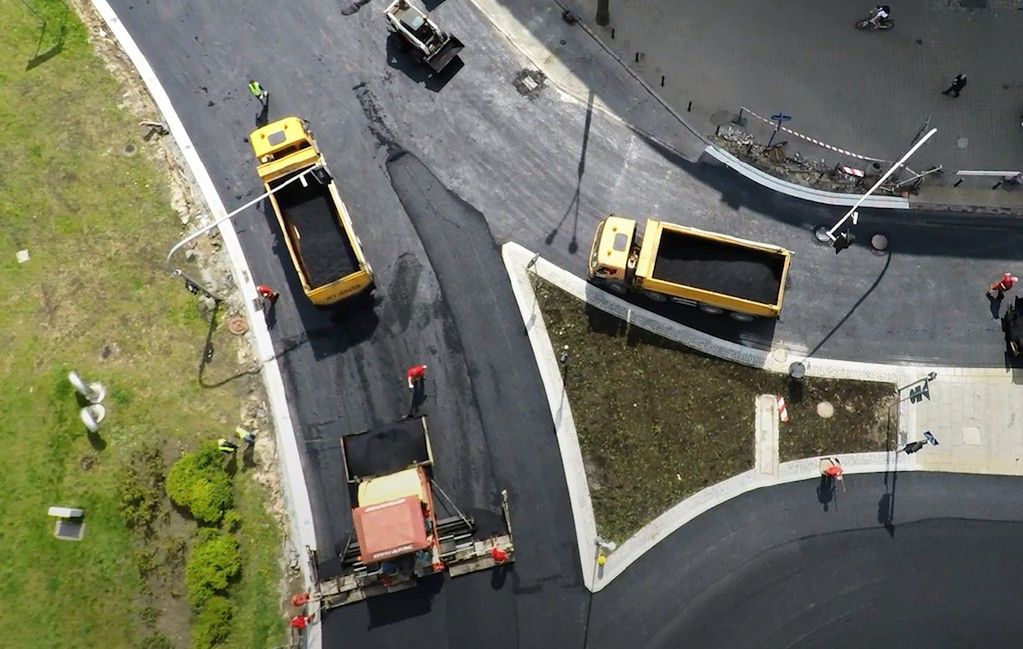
[250,117,373,306]
[588,215,793,319]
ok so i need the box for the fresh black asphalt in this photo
[99,0,1023,646]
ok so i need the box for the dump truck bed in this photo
[649,226,788,305]
[271,171,360,289]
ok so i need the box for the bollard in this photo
[660,75,665,87]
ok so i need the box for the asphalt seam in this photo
[86,1,322,642]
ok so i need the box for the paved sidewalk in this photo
[559,0,1023,186]
[908,371,1023,475]
[504,241,1023,592]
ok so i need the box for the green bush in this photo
[166,442,233,524]
[192,596,233,649]
[186,532,241,608]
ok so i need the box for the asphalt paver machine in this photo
[316,416,514,608]
[385,0,464,72]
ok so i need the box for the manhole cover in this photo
[227,315,249,335]
[817,401,835,418]
[870,233,889,253]
[957,137,968,149]
[123,143,137,156]
[813,225,832,243]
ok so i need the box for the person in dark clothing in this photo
[942,74,967,97]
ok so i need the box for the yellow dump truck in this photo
[588,215,792,319]
[250,117,373,306]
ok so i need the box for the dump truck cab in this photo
[251,116,320,181]
[588,215,639,295]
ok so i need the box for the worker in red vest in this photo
[819,457,843,481]
[989,273,1018,297]
[407,364,427,389]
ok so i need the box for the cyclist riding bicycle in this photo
[870,5,891,26]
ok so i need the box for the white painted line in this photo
[87,3,320,643]
[705,145,911,209]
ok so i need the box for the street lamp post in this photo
[164,164,323,299]
[825,128,937,253]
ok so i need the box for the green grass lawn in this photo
[0,2,284,647]
[536,280,896,544]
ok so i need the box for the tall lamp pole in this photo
[164,164,323,299]
[827,128,937,253]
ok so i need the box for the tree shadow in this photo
[23,0,69,70]
[546,88,593,255]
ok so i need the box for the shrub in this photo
[192,596,233,649]
[186,532,241,608]
[221,509,242,532]
[166,442,233,524]
[117,445,166,535]
[139,634,174,649]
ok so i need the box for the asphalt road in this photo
[101,0,1023,646]
[589,472,1023,649]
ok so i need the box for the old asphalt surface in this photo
[103,0,1023,646]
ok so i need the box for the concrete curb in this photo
[502,241,1019,592]
[703,146,912,209]
[86,2,321,644]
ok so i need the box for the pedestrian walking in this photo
[248,79,269,105]
[406,364,427,390]
[256,284,279,310]
[942,74,967,97]
[235,426,256,448]
[988,272,1018,297]
[217,438,238,454]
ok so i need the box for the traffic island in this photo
[534,280,897,543]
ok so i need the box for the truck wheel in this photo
[728,311,756,322]
[643,291,667,303]
[607,283,627,296]
[698,304,724,315]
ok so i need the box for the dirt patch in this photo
[536,279,897,543]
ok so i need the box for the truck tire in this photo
[607,283,627,296]
[698,304,724,315]
[643,291,667,303]
[728,311,756,322]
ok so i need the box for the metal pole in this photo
[826,128,937,240]
[164,163,323,279]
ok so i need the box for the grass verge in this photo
[0,2,284,647]
[536,280,896,544]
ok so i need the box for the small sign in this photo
[770,113,793,123]
[923,431,939,446]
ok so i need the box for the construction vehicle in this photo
[385,0,464,72]
[588,215,793,320]
[316,417,514,607]
[249,117,373,306]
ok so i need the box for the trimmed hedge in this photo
[192,596,233,648]
[166,441,233,524]
[186,530,241,608]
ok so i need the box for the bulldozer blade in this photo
[426,36,464,72]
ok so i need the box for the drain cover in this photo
[513,69,547,99]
